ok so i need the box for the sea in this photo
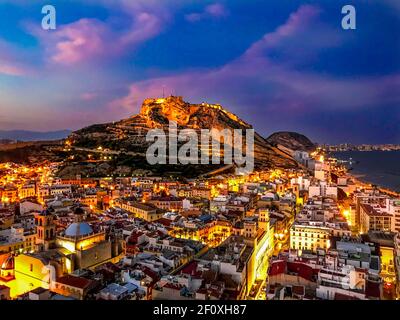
[331,151,400,193]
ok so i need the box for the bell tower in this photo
[258,208,270,231]
[35,209,56,251]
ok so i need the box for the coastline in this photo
[330,150,400,195]
[349,173,400,197]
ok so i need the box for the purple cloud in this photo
[32,11,163,65]
[108,85,141,115]
[50,19,110,65]
[243,5,321,59]
[0,63,25,76]
[205,3,229,17]
[185,3,229,22]
[111,5,400,126]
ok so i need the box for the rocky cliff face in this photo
[65,96,299,177]
[139,97,250,130]
[267,131,315,153]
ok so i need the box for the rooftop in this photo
[360,203,391,217]
[56,275,94,289]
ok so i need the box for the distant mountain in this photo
[0,130,71,141]
[266,131,315,153]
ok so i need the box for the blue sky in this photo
[0,0,399,144]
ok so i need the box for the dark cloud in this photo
[110,5,400,143]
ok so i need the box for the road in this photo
[71,146,142,157]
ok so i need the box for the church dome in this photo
[64,222,93,237]
[1,255,14,270]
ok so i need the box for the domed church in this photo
[2,207,125,298]
[55,207,125,270]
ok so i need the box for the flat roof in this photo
[360,203,391,217]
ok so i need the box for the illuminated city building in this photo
[37,185,50,203]
[191,187,212,200]
[394,234,400,299]
[387,199,400,233]
[20,199,43,215]
[18,184,36,200]
[49,184,72,196]
[198,235,255,299]
[229,214,274,299]
[148,196,183,211]
[380,245,395,285]
[55,207,126,270]
[170,219,232,247]
[116,199,164,222]
[0,207,125,298]
[290,223,331,252]
[360,203,392,233]
[79,193,98,208]
[354,191,389,229]
[366,231,396,296]
[51,274,96,300]
[1,187,18,203]
[0,226,36,254]
[210,195,229,213]
[248,215,275,282]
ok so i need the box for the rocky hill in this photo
[266,131,315,153]
[60,96,300,178]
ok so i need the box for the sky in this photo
[0,0,399,144]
